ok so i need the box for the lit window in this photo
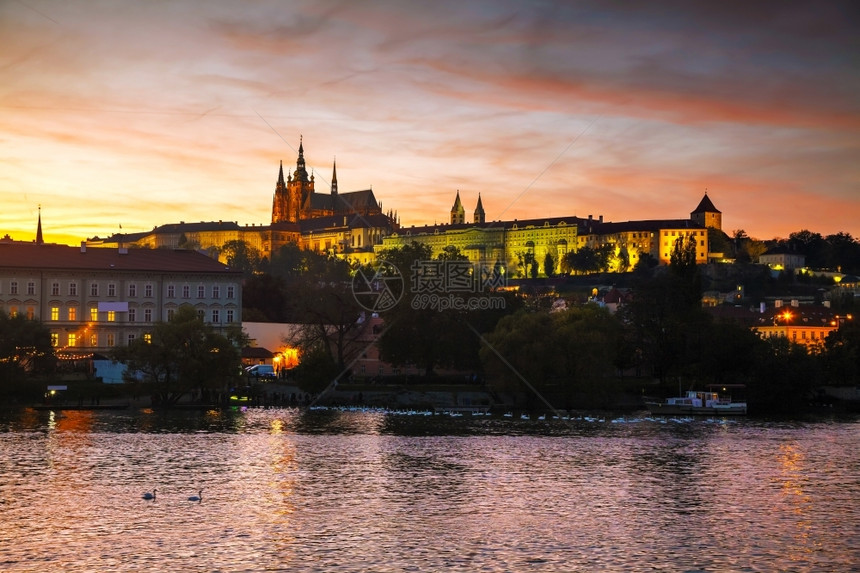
[51,307,59,321]
[68,307,77,321]
[144,333,152,344]
[91,283,99,296]
[68,334,77,347]
[51,333,59,347]
[90,334,97,346]
[9,306,17,317]
[52,282,60,296]
[108,283,116,297]
[69,283,77,296]
[107,334,115,347]
[26,307,34,320]
[90,307,98,321]
[107,311,116,322]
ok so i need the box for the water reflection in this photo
[0,407,857,572]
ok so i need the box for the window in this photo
[211,309,220,323]
[212,285,220,299]
[167,285,175,298]
[128,308,136,323]
[90,334,98,347]
[197,285,205,299]
[182,285,190,299]
[129,284,137,297]
[144,309,152,322]
[197,310,205,320]
[107,333,115,347]
[144,333,152,344]
[51,333,59,347]
[108,283,116,297]
[10,281,18,295]
[26,307,34,320]
[167,309,175,321]
[227,285,235,299]
[128,334,135,345]
[226,309,234,323]
[107,311,116,322]
[68,333,77,347]
[27,282,35,295]
[51,307,59,321]
[90,307,98,321]
[9,306,17,317]
[68,307,77,321]
[91,283,99,296]
[144,284,153,297]
[69,283,77,296]
[52,282,60,296]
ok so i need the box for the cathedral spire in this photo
[474,193,485,224]
[278,160,285,185]
[450,191,465,224]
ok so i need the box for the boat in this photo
[645,387,747,416]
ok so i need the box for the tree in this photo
[543,252,555,277]
[221,240,263,277]
[0,311,54,390]
[111,305,245,406]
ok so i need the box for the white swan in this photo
[188,489,202,502]
[142,489,156,500]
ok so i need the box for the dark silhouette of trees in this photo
[111,305,246,406]
[0,311,54,389]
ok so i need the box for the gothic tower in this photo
[288,137,314,222]
[450,191,465,224]
[474,193,485,224]
[271,161,288,223]
[330,158,338,211]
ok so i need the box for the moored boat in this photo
[645,388,747,416]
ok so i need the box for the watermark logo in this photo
[352,259,507,312]
[352,260,405,312]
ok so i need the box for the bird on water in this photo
[142,489,156,500]
[188,489,202,502]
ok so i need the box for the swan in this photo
[188,489,203,502]
[142,489,156,500]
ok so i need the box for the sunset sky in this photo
[2,0,858,246]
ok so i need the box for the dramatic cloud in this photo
[1,0,857,245]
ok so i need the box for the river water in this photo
[1,406,858,572]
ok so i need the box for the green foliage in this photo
[111,305,245,406]
[565,245,613,275]
[0,311,55,390]
[543,252,555,277]
[290,345,340,395]
[221,239,263,277]
[480,306,622,408]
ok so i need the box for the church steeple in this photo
[691,191,722,231]
[277,160,285,185]
[450,191,465,224]
[36,205,43,245]
[474,193,485,224]
[331,158,338,196]
[293,135,309,183]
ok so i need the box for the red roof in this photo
[0,243,239,274]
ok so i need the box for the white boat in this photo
[645,389,747,416]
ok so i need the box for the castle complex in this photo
[87,141,720,274]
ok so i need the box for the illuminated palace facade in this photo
[379,193,720,276]
[0,241,242,355]
[89,140,399,265]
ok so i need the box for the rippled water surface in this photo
[1,407,858,572]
